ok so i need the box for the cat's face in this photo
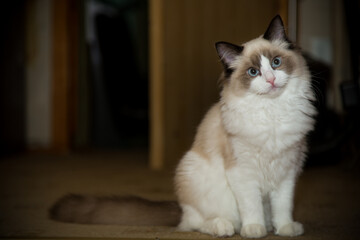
[232,38,297,96]
[216,15,304,97]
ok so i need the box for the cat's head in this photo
[216,15,307,97]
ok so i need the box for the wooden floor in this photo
[0,151,360,239]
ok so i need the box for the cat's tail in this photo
[49,194,182,226]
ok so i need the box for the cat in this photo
[174,15,317,238]
[50,15,316,238]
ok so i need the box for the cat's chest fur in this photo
[221,87,314,154]
[219,84,314,190]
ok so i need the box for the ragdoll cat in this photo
[50,15,316,238]
[174,15,316,238]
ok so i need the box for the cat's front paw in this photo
[241,224,267,238]
[200,217,235,237]
[276,222,304,237]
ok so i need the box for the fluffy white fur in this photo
[174,20,316,238]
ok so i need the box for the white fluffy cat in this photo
[174,15,316,238]
[50,15,316,238]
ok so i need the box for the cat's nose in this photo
[265,71,276,86]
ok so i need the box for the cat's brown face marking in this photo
[235,55,260,89]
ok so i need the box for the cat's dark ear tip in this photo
[215,41,228,49]
[270,14,284,26]
[215,41,221,49]
[274,14,282,20]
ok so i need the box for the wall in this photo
[25,0,53,149]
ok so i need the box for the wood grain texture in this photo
[149,0,165,170]
[51,0,79,152]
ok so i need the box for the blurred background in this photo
[0,0,359,169]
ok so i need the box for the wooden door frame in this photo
[149,0,165,170]
[51,0,79,153]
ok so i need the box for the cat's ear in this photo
[215,41,243,71]
[263,15,287,41]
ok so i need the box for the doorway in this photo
[78,0,149,151]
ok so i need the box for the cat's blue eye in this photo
[247,68,259,77]
[271,57,282,68]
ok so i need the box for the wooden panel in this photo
[150,0,288,169]
[51,0,79,152]
[149,0,165,170]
